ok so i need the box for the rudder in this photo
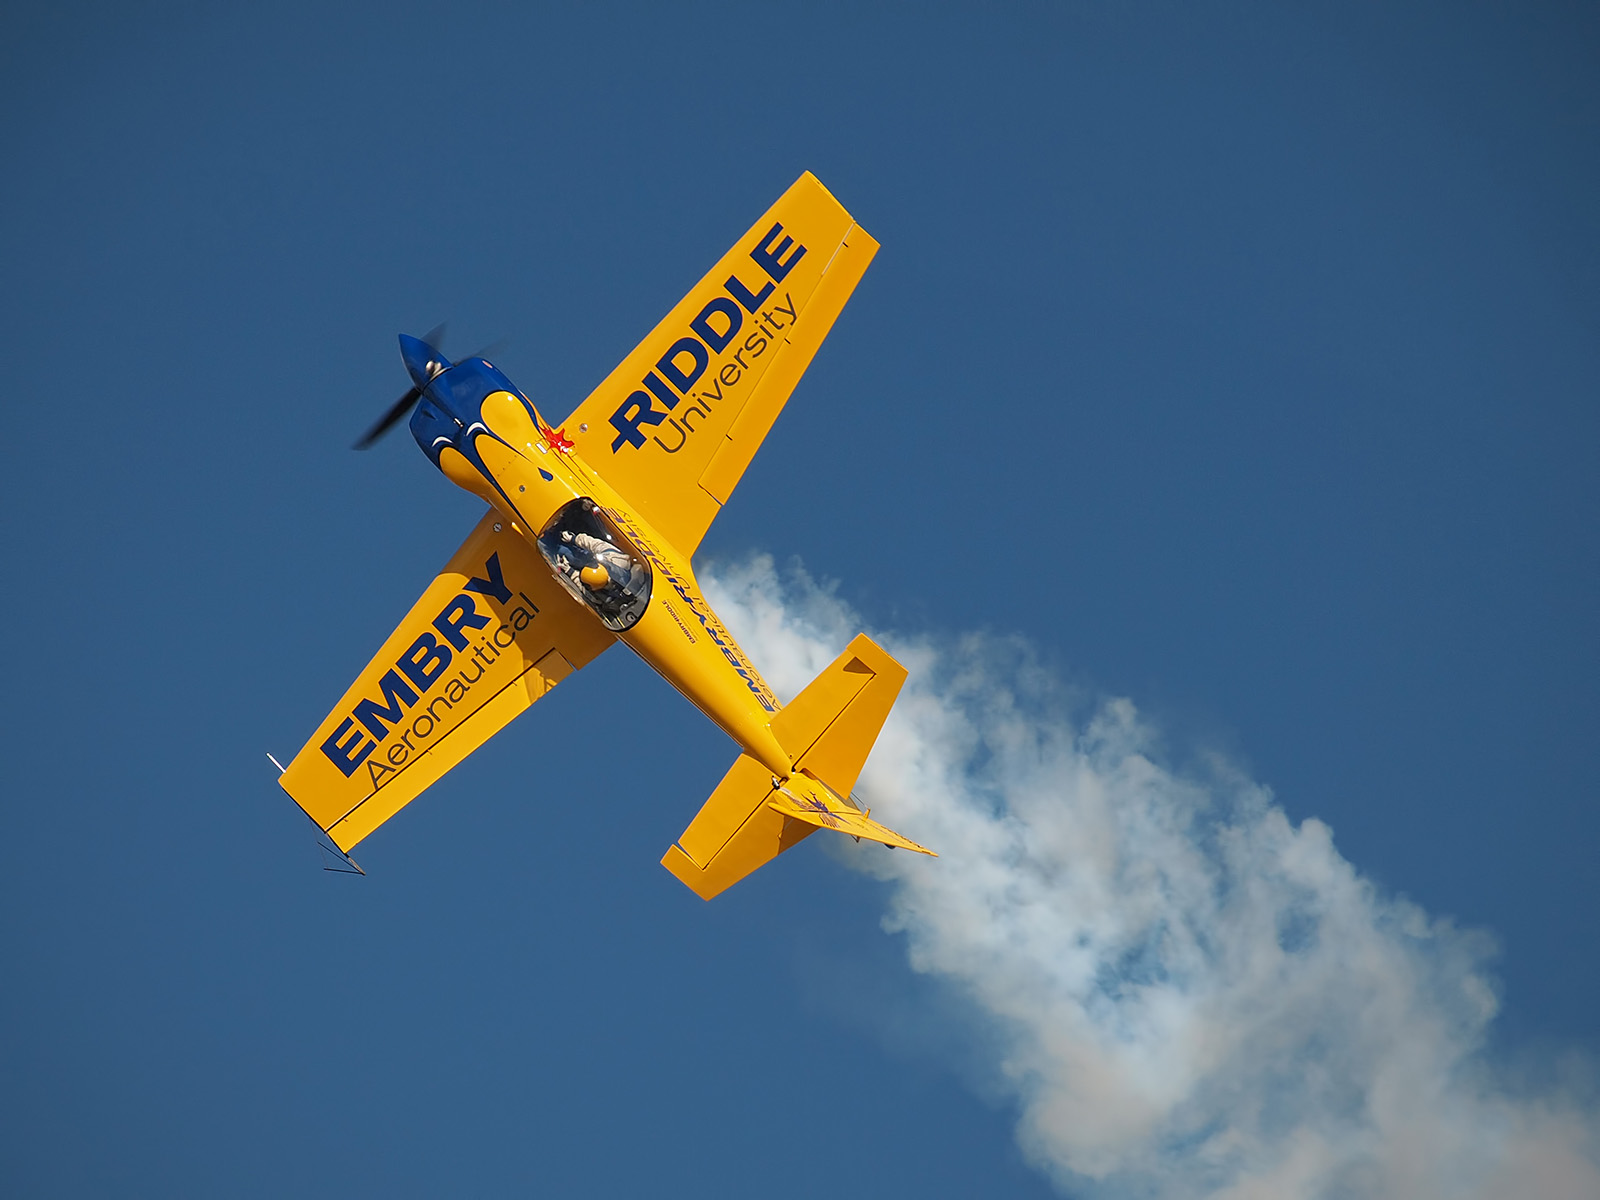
[661,635,919,900]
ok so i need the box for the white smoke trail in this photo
[703,556,1600,1200]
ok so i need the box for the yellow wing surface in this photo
[278,512,614,852]
[562,171,878,557]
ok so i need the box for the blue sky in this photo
[2,3,1596,1196]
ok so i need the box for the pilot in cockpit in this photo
[556,529,644,611]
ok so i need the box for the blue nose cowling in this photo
[409,394,463,466]
[399,333,452,391]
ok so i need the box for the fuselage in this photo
[403,337,793,780]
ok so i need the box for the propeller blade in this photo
[353,385,421,450]
[352,323,482,450]
[467,337,508,363]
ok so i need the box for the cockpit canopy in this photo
[536,499,652,632]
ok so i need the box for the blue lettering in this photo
[353,669,419,741]
[398,631,452,692]
[691,297,744,353]
[321,716,375,777]
[724,272,774,315]
[751,222,805,284]
[464,553,512,605]
[609,389,669,450]
[656,336,710,394]
[433,593,490,650]
[642,370,679,414]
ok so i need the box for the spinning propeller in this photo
[354,326,509,450]
[353,324,451,450]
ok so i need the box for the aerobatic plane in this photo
[275,172,933,898]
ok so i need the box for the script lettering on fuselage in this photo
[318,551,544,788]
[607,218,806,455]
[605,508,779,714]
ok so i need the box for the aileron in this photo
[278,172,928,897]
[563,172,876,557]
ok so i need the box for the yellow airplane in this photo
[276,172,934,898]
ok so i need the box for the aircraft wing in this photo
[561,171,878,558]
[278,511,615,852]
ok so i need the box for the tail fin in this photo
[661,634,934,900]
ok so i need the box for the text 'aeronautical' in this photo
[318,552,545,787]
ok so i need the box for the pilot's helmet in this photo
[579,565,610,590]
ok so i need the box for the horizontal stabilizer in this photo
[768,773,935,856]
[660,754,812,901]
[661,633,929,899]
